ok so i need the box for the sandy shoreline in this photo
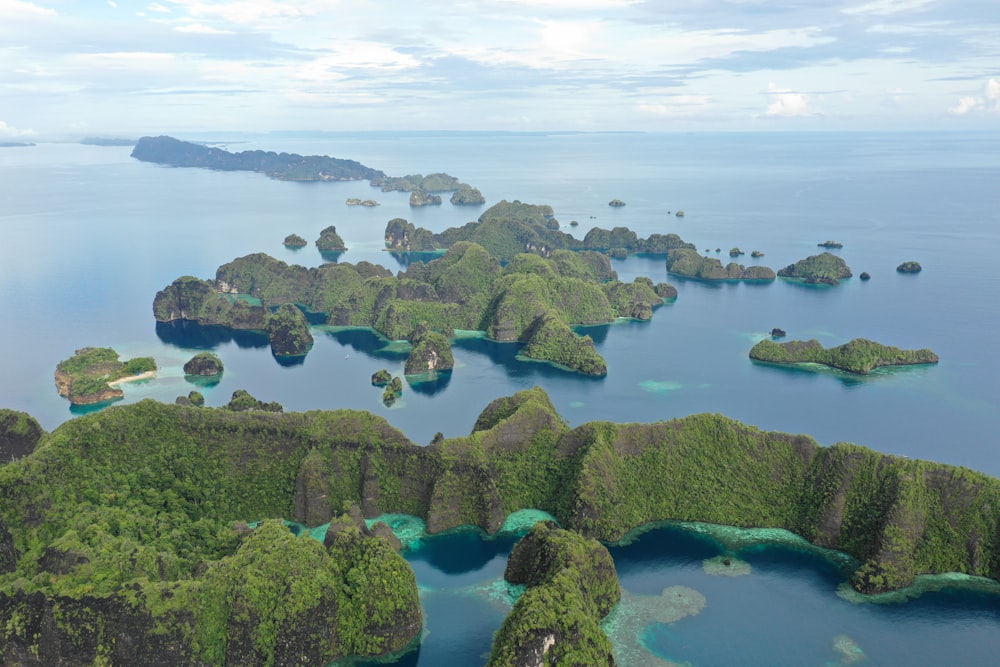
[107,370,157,386]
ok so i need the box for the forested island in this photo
[749,338,939,374]
[131,135,384,181]
[384,199,697,262]
[154,242,675,375]
[666,247,776,281]
[777,252,853,285]
[1,387,997,664]
[54,347,157,405]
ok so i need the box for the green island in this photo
[315,225,347,252]
[666,247,776,281]
[282,233,307,248]
[777,251,853,285]
[154,241,674,375]
[384,200,698,263]
[54,347,157,405]
[1,387,998,664]
[183,352,224,376]
[130,135,384,182]
[897,261,922,273]
[749,337,940,374]
[370,173,484,207]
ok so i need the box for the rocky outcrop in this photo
[450,186,485,205]
[408,189,442,207]
[283,233,307,247]
[266,304,314,357]
[315,225,347,252]
[294,448,332,526]
[404,330,454,376]
[667,248,776,281]
[182,352,223,376]
[897,261,922,273]
[777,252,852,285]
[487,522,619,667]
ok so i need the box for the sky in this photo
[1,0,999,137]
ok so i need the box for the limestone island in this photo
[751,250,764,258]
[154,242,674,375]
[666,247,776,282]
[404,325,454,376]
[749,337,939,374]
[183,351,224,376]
[450,186,485,205]
[54,347,157,405]
[130,135,384,182]
[777,252,852,285]
[818,240,843,249]
[860,271,871,281]
[382,376,404,405]
[346,198,380,206]
[2,387,999,664]
[283,233,307,248]
[897,261,922,273]
[408,189,442,207]
[315,225,346,252]
[266,303,314,357]
[608,199,626,207]
[729,247,744,257]
[384,199,700,263]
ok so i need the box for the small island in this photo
[283,233,307,248]
[346,198,380,206]
[860,271,871,281]
[751,250,764,258]
[54,347,157,405]
[817,240,843,249]
[897,261,922,273]
[749,337,939,375]
[777,252,852,285]
[409,190,442,207]
[266,304,314,357]
[729,247,744,257]
[183,351,224,376]
[315,225,347,252]
[450,186,485,205]
[404,327,454,376]
[608,199,626,207]
[666,248,776,282]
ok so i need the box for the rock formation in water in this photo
[283,233,307,248]
[404,328,454,376]
[183,352,224,376]
[408,189,442,207]
[777,252,852,285]
[315,225,347,252]
[749,337,939,374]
[666,247,776,281]
[266,304,314,357]
[487,521,619,667]
[897,261,922,273]
[53,347,156,405]
[450,186,485,206]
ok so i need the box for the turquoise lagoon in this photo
[2,132,1000,664]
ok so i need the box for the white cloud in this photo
[765,82,810,117]
[0,120,37,137]
[843,0,935,16]
[947,78,1000,115]
[147,2,171,12]
[948,96,978,115]
[108,0,118,7]
[162,0,317,25]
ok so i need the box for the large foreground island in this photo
[1,387,997,664]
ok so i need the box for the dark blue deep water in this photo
[2,132,999,665]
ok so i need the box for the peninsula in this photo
[749,337,939,374]
[154,242,674,374]
[1,387,997,664]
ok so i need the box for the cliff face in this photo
[0,409,44,463]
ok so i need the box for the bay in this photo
[1,131,999,665]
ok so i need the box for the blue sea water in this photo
[2,132,999,665]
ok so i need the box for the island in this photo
[54,347,157,405]
[283,233,308,248]
[666,247,776,282]
[404,326,454,376]
[751,250,764,257]
[346,198,380,206]
[777,251,852,285]
[183,351,224,376]
[0,142,34,148]
[154,242,674,375]
[749,337,939,374]
[266,303,314,357]
[384,200,698,262]
[130,135,384,181]
[315,225,347,252]
[450,186,485,205]
[897,261,922,273]
[408,190,442,207]
[1,387,998,664]
[818,240,843,249]
[371,369,393,386]
[382,376,404,405]
[860,271,871,281]
[729,247,744,257]
[608,199,626,207]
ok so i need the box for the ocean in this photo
[1,131,998,665]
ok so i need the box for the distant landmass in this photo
[0,141,34,148]
[749,337,939,374]
[130,135,384,182]
[81,137,136,146]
